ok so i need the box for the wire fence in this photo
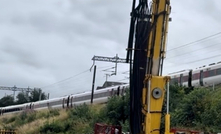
[0,129,16,134]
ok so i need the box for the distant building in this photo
[96,81,127,90]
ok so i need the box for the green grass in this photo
[0,104,106,134]
[0,92,130,134]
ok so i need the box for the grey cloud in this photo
[1,0,221,98]
[28,11,58,33]
[1,38,42,69]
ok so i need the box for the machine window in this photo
[183,76,188,82]
[75,97,79,102]
[208,70,215,77]
[192,73,199,80]
[171,78,178,84]
[203,71,208,78]
[216,68,221,75]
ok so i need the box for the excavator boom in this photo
[126,0,171,134]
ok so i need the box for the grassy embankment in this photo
[2,85,221,133]
[0,93,130,134]
[0,104,105,134]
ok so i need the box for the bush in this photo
[99,90,130,125]
[68,103,92,120]
[12,111,37,126]
[26,112,36,123]
[49,109,60,117]
[5,116,16,124]
[19,111,28,121]
[36,111,48,119]
[40,121,64,133]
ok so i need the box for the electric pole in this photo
[91,65,96,104]
[90,54,128,104]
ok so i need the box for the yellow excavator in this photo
[126,0,171,134]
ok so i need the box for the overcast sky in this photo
[0,0,221,99]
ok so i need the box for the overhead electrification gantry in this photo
[0,86,41,100]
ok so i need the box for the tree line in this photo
[103,85,221,133]
[169,84,221,133]
[0,89,47,107]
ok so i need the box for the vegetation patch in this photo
[1,86,221,133]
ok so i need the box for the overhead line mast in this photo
[126,0,171,134]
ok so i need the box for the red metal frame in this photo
[94,123,122,134]
[171,128,201,134]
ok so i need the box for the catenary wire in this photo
[41,69,90,88]
[165,53,221,68]
[183,53,221,64]
[166,46,221,62]
[172,46,221,61]
[41,65,119,89]
[166,42,221,59]
[167,32,221,52]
